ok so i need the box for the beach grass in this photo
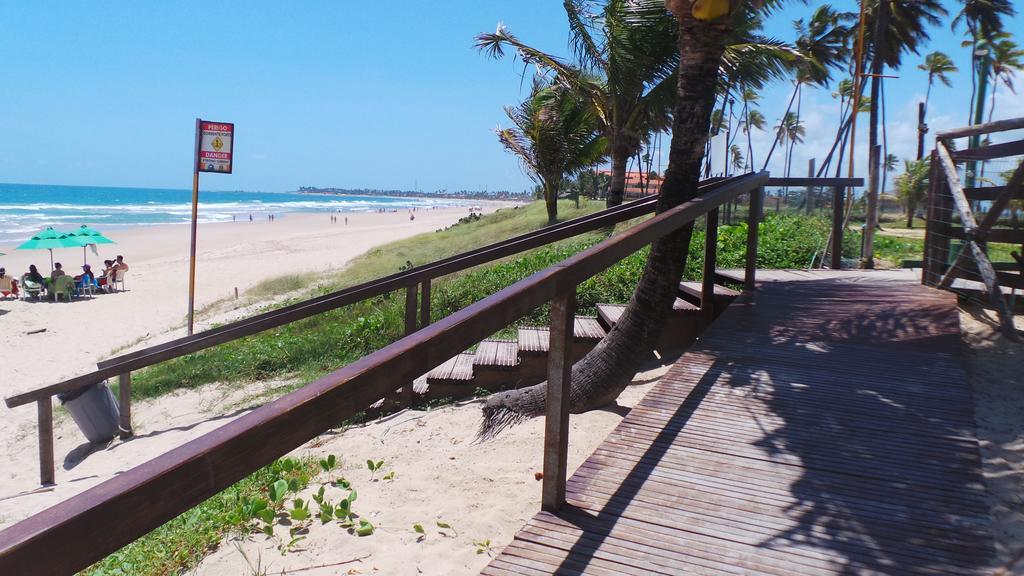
[131,208,851,399]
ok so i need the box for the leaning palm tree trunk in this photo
[480,9,729,436]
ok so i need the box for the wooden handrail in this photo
[6,193,667,409]
[0,172,768,575]
[936,117,1024,141]
[764,177,862,187]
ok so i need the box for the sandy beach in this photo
[0,205,504,519]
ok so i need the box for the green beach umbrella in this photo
[66,225,116,265]
[16,227,85,270]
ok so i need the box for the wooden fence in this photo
[923,117,1024,340]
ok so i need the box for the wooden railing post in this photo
[745,187,763,290]
[420,279,431,328]
[118,373,133,439]
[702,208,720,324]
[831,186,845,270]
[542,291,575,512]
[37,399,54,485]
[401,285,419,406]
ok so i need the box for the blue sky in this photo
[0,1,1020,193]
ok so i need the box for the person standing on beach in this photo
[249,213,253,222]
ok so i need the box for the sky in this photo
[0,1,1020,194]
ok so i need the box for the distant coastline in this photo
[295,186,531,202]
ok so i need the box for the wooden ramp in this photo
[484,271,994,575]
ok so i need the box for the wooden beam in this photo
[951,139,1024,163]
[118,373,132,440]
[968,241,1019,341]
[936,117,1024,141]
[37,400,53,486]
[948,227,1024,244]
[963,186,1024,201]
[831,186,845,270]
[402,285,418,406]
[420,280,431,328]
[542,292,575,512]
[701,208,719,326]
[977,160,1024,234]
[764,177,863,187]
[744,187,763,290]
[936,142,979,234]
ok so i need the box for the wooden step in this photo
[473,339,520,369]
[517,317,606,355]
[425,353,474,383]
[597,299,697,331]
[596,303,626,329]
[597,299,700,352]
[678,281,741,303]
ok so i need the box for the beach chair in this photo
[111,269,127,292]
[77,276,98,298]
[52,275,74,302]
[20,275,43,300]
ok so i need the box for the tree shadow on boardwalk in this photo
[545,278,994,575]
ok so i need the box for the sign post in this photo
[188,119,234,335]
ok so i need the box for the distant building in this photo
[598,170,663,198]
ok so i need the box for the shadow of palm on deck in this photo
[550,279,993,575]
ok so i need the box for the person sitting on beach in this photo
[97,260,114,290]
[0,268,18,298]
[114,255,129,272]
[74,264,96,293]
[51,262,66,281]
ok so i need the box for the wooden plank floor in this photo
[484,272,994,575]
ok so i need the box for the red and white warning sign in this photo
[198,121,234,173]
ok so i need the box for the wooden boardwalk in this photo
[484,271,994,575]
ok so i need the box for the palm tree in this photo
[478,1,794,209]
[881,153,899,213]
[480,2,788,434]
[477,1,678,209]
[952,0,1015,125]
[762,5,854,168]
[987,36,1024,122]
[496,79,607,224]
[729,144,745,174]
[774,112,806,187]
[916,52,957,158]
[736,87,764,167]
[861,0,946,268]
[896,159,930,228]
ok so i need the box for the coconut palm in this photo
[951,0,1015,128]
[478,1,795,209]
[881,152,899,206]
[773,112,805,187]
[896,159,930,228]
[496,79,607,224]
[861,0,946,268]
[916,51,957,158]
[987,36,1024,122]
[762,5,854,168]
[736,87,764,167]
[480,1,794,434]
[477,1,678,209]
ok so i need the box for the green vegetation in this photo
[84,457,317,576]
[133,207,854,399]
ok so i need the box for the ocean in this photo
[0,183,460,244]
